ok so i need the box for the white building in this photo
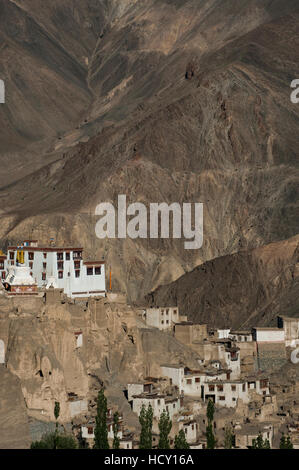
[160,365,185,393]
[5,240,106,299]
[132,393,180,420]
[229,330,253,342]
[143,307,181,330]
[203,376,270,408]
[252,327,285,343]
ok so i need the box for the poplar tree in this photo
[139,404,153,449]
[174,429,190,449]
[158,410,172,449]
[54,401,60,450]
[252,432,270,449]
[206,399,216,449]
[280,433,293,449]
[94,389,109,449]
[113,412,120,449]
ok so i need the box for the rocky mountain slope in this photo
[0,0,298,302]
[145,235,299,329]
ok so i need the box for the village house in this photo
[131,392,181,420]
[252,327,285,343]
[235,422,273,449]
[4,240,106,298]
[142,307,186,331]
[277,315,299,347]
[81,410,123,444]
[229,330,253,342]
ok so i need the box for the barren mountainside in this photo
[0,0,298,303]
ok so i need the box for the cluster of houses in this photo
[117,307,299,448]
[1,240,299,448]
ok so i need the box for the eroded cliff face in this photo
[0,290,199,447]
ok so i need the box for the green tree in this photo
[139,404,153,449]
[252,432,270,449]
[207,399,215,423]
[113,412,120,449]
[158,410,172,449]
[224,423,234,449]
[54,401,60,450]
[93,389,109,449]
[206,399,216,449]
[174,430,190,449]
[31,432,77,449]
[280,433,293,449]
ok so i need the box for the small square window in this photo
[87,267,93,276]
[28,252,34,260]
[95,266,101,275]
[58,271,63,279]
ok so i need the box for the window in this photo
[58,271,63,279]
[74,260,80,269]
[260,379,268,389]
[75,270,80,278]
[242,383,246,392]
[29,262,33,269]
[43,253,47,259]
[161,320,164,324]
[11,261,14,266]
[173,404,175,408]
[187,379,192,385]
[173,310,177,315]
[95,266,101,275]
[57,253,63,260]
[231,385,236,391]
[66,252,70,260]
[73,251,82,260]
[219,396,225,401]
[209,385,215,391]
[184,428,187,434]
[57,261,64,270]
[166,406,169,412]
[166,320,169,324]
[28,252,34,260]
[161,310,164,315]
[43,263,47,269]
[87,267,93,276]
[226,372,231,380]
[42,273,46,281]
[2,271,6,279]
[166,309,169,315]
[217,385,223,391]
[87,427,93,435]
[0,262,3,270]
[192,425,194,430]
[195,378,200,383]
[158,400,160,405]
[9,252,14,260]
